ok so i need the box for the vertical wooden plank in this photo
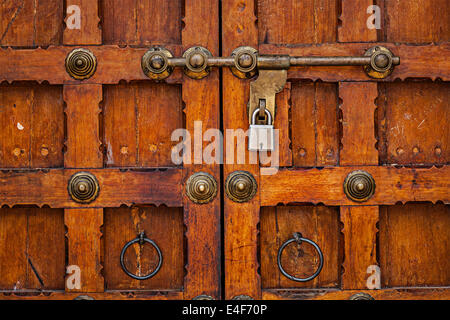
[0,0,35,46]
[64,85,103,169]
[64,0,101,45]
[34,0,63,45]
[274,84,292,167]
[341,206,378,289]
[223,0,260,300]
[65,208,103,292]
[338,0,377,42]
[182,0,221,299]
[339,82,378,166]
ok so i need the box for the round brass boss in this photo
[185,172,217,204]
[182,46,212,79]
[142,47,173,80]
[349,293,375,300]
[364,46,395,79]
[68,172,100,204]
[65,48,97,80]
[225,171,257,203]
[230,46,258,79]
[343,170,376,202]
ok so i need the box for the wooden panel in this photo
[385,0,450,43]
[291,81,338,167]
[0,169,182,208]
[0,84,64,168]
[104,206,184,290]
[260,206,340,289]
[0,291,184,300]
[0,0,62,46]
[262,288,450,300]
[103,83,183,167]
[64,0,101,45]
[258,0,338,44]
[65,208,103,292]
[340,82,378,166]
[379,82,449,165]
[338,0,377,42]
[380,203,450,287]
[102,0,182,45]
[0,208,64,290]
[260,166,450,206]
[340,206,378,289]
[64,84,103,168]
[259,43,450,81]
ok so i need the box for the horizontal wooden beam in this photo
[263,288,450,300]
[0,168,182,208]
[260,43,450,81]
[0,45,183,84]
[0,290,183,300]
[261,166,449,206]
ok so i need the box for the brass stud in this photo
[225,171,257,203]
[183,46,211,79]
[68,172,100,204]
[230,46,258,79]
[193,295,214,300]
[232,295,254,300]
[185,172,217,204]
[65,48,97,80]
[343,170,376,203]
[142,47,173,80]
[349,293,375,300]
[364,46,396,79]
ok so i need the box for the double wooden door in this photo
[0,0,448,300]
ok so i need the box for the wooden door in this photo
[0,0,220,300]
[223,0,449,300]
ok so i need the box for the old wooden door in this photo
[0,0,220,300]
[223,0,449,300]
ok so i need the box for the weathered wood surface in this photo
[261,166,450,206]
[0,169,182,208]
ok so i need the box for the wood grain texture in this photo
[380,203,450,287]
[65,208,103,292]
[338,0,377,42]
[384,0,450,43]
[378,82,449,165]
[291,81,339,167]
[64,0,101,45]
[0,169,182,208]
[262,288,450,300]
[259,43,450,81]
[223,0,261,300]
[340,206,378,289]
[258,0,338,44]
[0,0,63,46]
[339,82,378,166]
[103,83,183,167]
[0,84,64,168]
[102,0,182,45]
[182,0,221,300]
[0,208,65,290]
[260,206,340,289]
[104,206,184,290]
[261,166,450,206]
[64,84,102,168]
[0,290,183,300]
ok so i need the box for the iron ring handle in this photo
[277,233,324,282]
[120,234,163,280]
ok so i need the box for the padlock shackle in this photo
[252,108,272,125]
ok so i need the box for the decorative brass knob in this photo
[364,46,396,79]
[68,172,100,204]
[141,47,173,80]
[225,171,257,203]
[185,172,217,204]
[193,295,214,300]
[232,295,254,300]
[349,293,375,300]
[65,48,97,80]
[183,46,212,79]
[230,46,258,79]
[343,170,376,202]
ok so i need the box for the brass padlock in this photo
[248,107,274,151]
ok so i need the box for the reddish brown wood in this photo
[0,290,184,300]
[339,82,378,166]
[0,169,182,208]
[261,166,450,206]
[338,0,377,42]
[63,0,101,45]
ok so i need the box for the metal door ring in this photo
[277,232,324,282]
[120,233,163,280]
